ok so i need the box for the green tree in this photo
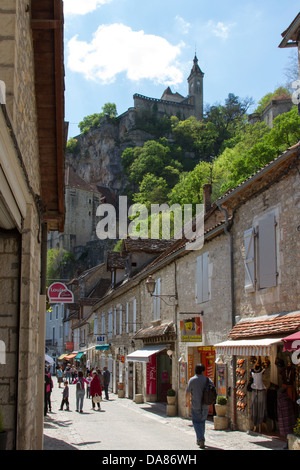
[254,87,290,113]
[47,248,75,285]
[78,103,118,133]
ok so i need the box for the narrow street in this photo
[43,378,286,453]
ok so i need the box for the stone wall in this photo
[232,166,300,318]
[0,1,45,449]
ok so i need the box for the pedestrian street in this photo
[43,377,287,451]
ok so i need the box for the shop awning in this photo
[282,331,300,351]
[45,354,54,365]
[126,344,169,363]
[75,352,85,360]
[215,338,282,356]
[95,344,110,351]
[58,353,68,360]
[64,352,78,360]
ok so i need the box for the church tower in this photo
[188,55,204,120]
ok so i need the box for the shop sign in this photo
[180,317,202,342]
[146,354,157,395]
[66,342,74,351]
[48,282,74,303]
[96,335,106,343]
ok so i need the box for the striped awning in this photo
[64,352,77,360]
[58,353,68,360]
[75,352,85,359]
[215,338,282,356]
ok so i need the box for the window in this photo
[244,211,277,292]
[126,299,137,333]
[108,310,113,339]
[94,315,98,335]
[153,278,161,320]
[196,252,210,303]
[101,313,105,335]
[113,308,117,336]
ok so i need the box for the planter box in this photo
[214,416,229,430]
[166,404,177,417]
[135,394,143,404]
[167,396,176,405]
[215,404,227,417]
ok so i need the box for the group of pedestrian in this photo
[56,365,111,413]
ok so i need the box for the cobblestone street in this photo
[43,379,287,452]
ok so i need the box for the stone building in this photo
[134,55,204,121]
[0,0,65,449]
[248,94,293,127]
[216,141,300,433]
[66,55,205,192]
[47,166,116,270]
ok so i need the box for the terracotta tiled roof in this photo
[229,312,300,340]
[134,321,176,340]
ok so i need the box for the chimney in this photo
[202,184,212,214]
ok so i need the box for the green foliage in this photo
[167,388,176,396]
[294,418,300,436]
[66,137,79,154]
[47,248,75,285]
[216,396,228,405]
[254,87,290,113]
[78,103,118,134]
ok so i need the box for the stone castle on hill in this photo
[133,54,204,121]
[48,56,205,269]
[50,54,293,272]
[65,54,204,189]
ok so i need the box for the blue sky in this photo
[63,0,299,138]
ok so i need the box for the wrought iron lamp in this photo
[145,275,177,306]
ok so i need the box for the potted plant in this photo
[215,395,228,417]
[0,408,7,450]
[167,389,176,405]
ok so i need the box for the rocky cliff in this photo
[65,111,154,194]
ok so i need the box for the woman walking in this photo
[73,371,89,413]
[90,370,102,410]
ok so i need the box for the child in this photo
[60,380,69,411]
[86,373,92,399]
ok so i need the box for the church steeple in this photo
[187,55,204,120]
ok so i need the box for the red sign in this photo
[146,354,157,395]
[48,282,74,304]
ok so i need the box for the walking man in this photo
[185,363,210,449]
[103,367,110,400]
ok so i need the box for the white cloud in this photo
[63,0,112,16]
[175,15,191,35]
[207,20,234,40]
[67,24,184,85]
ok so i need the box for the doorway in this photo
[157,352,172,402]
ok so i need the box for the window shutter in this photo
[244,228,256,292]
[126,302,129,333]
[202,252,209,302]
[94,315,98,335]
[133,298,137,332]
[119,305,122,335]
[196,255,203,303]
[258,213,277,288]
